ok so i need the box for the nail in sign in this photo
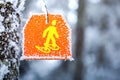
[23,14,72,60]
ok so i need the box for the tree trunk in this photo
[74,0,85,80]
[0,0,24,80]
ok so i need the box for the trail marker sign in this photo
[22,14,72,60]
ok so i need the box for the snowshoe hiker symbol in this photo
[35,20,60,53]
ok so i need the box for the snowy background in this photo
[17,0,120,80]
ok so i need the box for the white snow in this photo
[17,0,25,11]
[0,23,5,32]
[0,14,4,32]
[67,11,77,24]
[0,64,9,80]
[88,0,101,4]
[1,8,5,12]
[68,0,78,10]
[37,0,47,13]
[0,1,4,3]
[9,40,20,53]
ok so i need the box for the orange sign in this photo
[23,14,72,60]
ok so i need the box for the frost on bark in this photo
[0,0,24,80]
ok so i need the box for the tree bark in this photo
[0,1,24,80]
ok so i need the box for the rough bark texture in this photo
[0,1,21,80]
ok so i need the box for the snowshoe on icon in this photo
[35,46,51,54]
[49,44,60,50]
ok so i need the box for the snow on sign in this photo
[23,14,72,60]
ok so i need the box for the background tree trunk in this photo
[74,0,85,80]
[0,0,24,79]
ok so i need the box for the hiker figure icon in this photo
[35,20,60,53]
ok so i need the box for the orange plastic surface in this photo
[23,14,72,60]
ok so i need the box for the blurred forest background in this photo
[20,0,120,80]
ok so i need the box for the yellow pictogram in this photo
[35,20,60,53]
